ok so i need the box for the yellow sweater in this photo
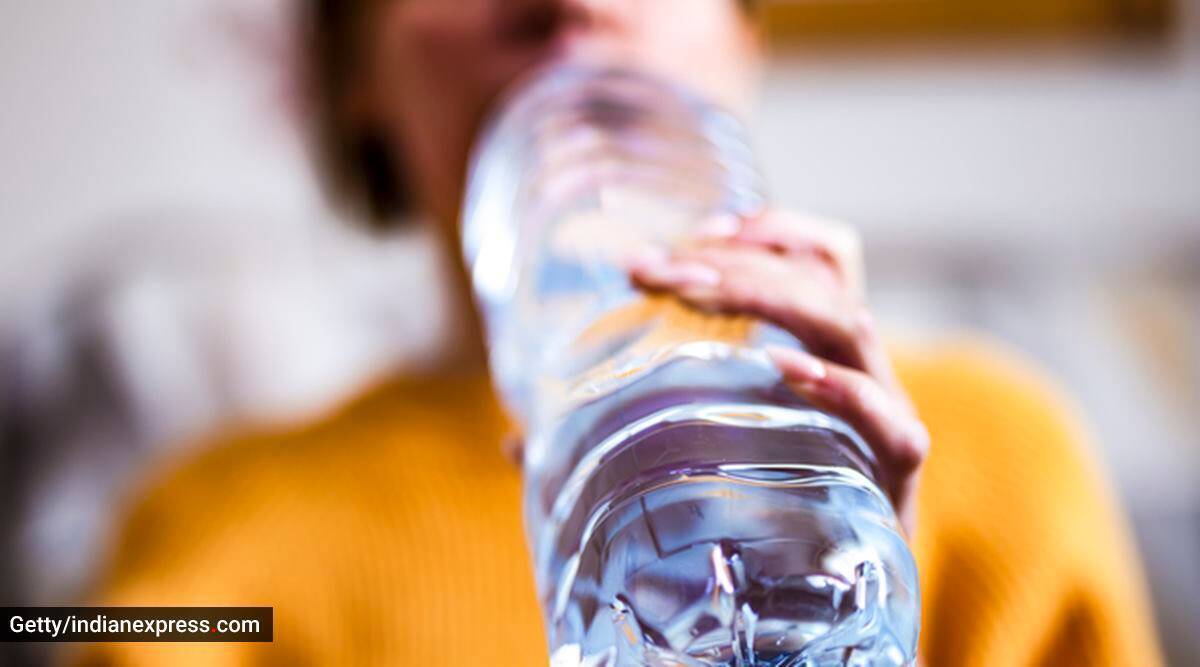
[78,338,1162,666]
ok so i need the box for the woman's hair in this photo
[300,0,405,229]
[300,0,758,229]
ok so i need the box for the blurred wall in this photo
[0,0,451,616]
[753,15,1200,664]
[0,0,319,273]
[756,3,1200,519]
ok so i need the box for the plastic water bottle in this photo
[462,63,919,666]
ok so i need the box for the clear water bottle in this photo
[462,63,919,666]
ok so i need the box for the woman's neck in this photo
[429,218,491,376]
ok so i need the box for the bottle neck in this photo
[462,63,766,421]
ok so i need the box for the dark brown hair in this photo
[300,0,759,229]
[300,0,406,229]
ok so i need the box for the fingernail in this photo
[856,308,875,332]
[625,244,670,271]
[693,214,742,240]
[661,261,722,287]
[766,345,827,382]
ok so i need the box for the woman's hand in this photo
[627,210,929,536]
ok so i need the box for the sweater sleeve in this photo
[70,431,317,667]
[72,374,546,666]
[896,338,1164,667]
[74,347,1163,666]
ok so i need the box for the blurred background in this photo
[1,0,1196,664]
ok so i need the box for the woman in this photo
[83,1,1161,665]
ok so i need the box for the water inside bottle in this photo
[529,307,917,665]
[462,64,919,665]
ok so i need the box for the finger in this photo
[626,245,723,291]
[693,211,865,300]
[630,243,867,372]
[844,307,906,399]
[767,344,928,472]
[633,241,905,392]
[893,469,922,538]
[766,345,929,514]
